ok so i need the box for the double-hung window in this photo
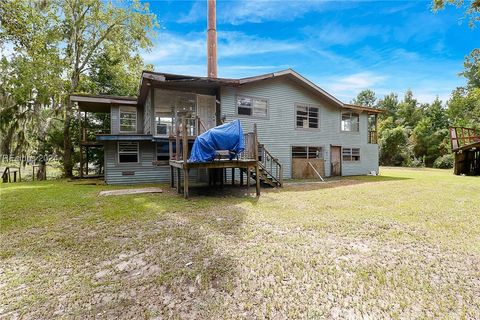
[341,112,360,132]
[119,107,137,132]
[118,142,139,163]
[342,148,360,162]
[236,96,268,117]
[296,104,319,129]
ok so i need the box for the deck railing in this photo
[258,144,283,186]
[449,126,480,150]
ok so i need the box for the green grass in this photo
[1,167,479,318]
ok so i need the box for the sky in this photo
[142,0,478,104]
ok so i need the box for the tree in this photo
[0,0,157,177]
[377,93,399,120]
[351,89,377,108]
[433,0,480,27]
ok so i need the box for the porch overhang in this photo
[70,94,138,112]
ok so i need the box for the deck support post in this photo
[240,169,244,186]
[183,168,189,199]
[176,168,181,194]
[170,166,174,188]
[246,166,250,193]
[253,123,260,197]
[231,168,235,185]
[78,110,84,178]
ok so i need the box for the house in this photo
[70,68,382,188]
[449,126,480,175]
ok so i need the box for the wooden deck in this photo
[170,114,261,198]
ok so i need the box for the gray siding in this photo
[104,141,203,185]
[104,141,170,184]
[220,76,379,178]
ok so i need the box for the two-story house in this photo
[71,68,382,186]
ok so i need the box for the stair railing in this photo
[258,145,283,186]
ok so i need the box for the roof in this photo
[71,69,385,114]
[70,94,137,112]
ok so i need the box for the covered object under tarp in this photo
[189,120,245,162]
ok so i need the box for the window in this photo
[292,146,323,159]
[341,112,359,132]
[118,142,139,163]
[236,96,268,117]
[342,148,360,162]
[155,113,173,136]
[156,142,170,165]
[296,104,319,129]
[368,114,377,144]
[119,107,137,132]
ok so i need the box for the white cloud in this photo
[142,31,301,65]
[218,0,329,25]
[305,23,384,46]
[328,72,387,92]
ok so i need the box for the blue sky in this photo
[143,0,477,104]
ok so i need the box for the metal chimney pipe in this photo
[207,0,217,78]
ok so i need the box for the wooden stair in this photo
[240,143,283,188]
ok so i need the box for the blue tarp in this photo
[189,120,245,162]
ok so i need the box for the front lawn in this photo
[1,167,479,318]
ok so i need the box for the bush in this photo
[433,154,454,169]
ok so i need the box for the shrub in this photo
[433,154,454,169]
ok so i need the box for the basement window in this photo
[236,96,268,117]
[119,106,137,132]
[118,142,139,163]
[341,111,360,132]
[296,104,319,129]
[342,148,360,162]
[292,146,323,159]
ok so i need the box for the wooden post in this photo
[246,166,250,193]
[170,166,174,188]
[184,168,189,199]
[175,117,180,161]
[253,124,260,196]
[176,168,181,193]
[231,168,235,185]
[240,169,244,186]
[18,165,21,182]
[182,116,188,161]
[78,110,84,178]
[85,146,89,176]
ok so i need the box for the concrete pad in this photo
[99,187,163,196]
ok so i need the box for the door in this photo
[197,94,216,132]
[331,146,341,176]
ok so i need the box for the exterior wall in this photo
[220,76,379,178]
[104,141,170,184]
[104,141,203,185]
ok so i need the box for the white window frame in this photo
[118,142,139,164]
[119,106,137,133]
[341,111,360,132]
[295,104,320,130]
[342,147,360,162]
[236,95,268,118]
